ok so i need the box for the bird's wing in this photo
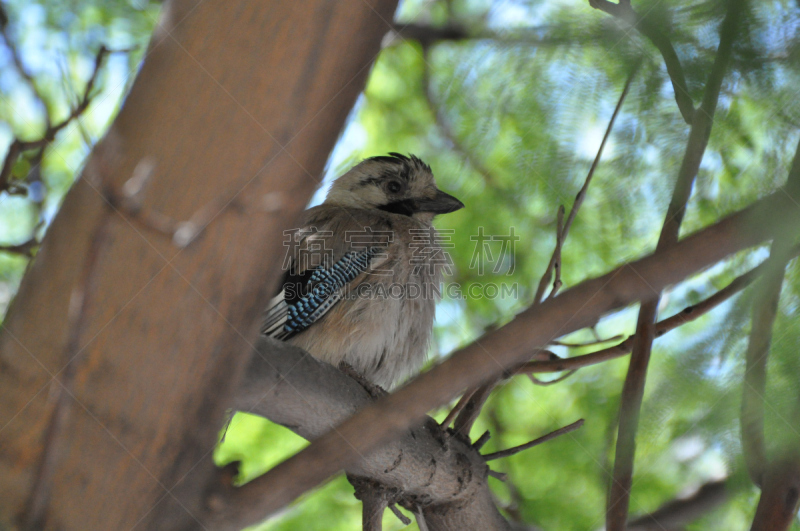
[262,246,383,340]
[261,266,314,338]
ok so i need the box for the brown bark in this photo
[0,0,397,529]
[750,457,800,531]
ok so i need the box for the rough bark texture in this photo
[224,337,510,531]
[0,0,397,528]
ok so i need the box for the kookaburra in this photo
[262,153,463,388]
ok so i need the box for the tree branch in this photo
[0,239,38,257]
[0,45,125,194]
[451,352,556,441]
[740,137,800,491]
[388,504,412,526]
[473,430,491,450]
[535,65,637,305]
[453,379,494,438]
[517,246,799,375]
[0,0,401,527]
[607,3,743,527]
[204,338,511,531]
[350,476,389,531]
[528,369,579,386]
[209,181,800,520]
[750,457,800,531]
[440,386,475,429]
[453,66,638,441]
[588,0,694,124]
[389,23,470,48]
[627,479,728,530]
[740,239,793,487]
[483,419,584,461]
[388,22,574,49]
[531,204,566,309]
[550,334,623,347]
[546,205,566,299]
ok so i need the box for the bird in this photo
[262,153,463,389]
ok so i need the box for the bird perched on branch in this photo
[262,153,463,389]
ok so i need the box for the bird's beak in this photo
[415,189,465,215]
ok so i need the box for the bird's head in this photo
[325,153,464,222]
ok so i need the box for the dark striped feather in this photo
[262,247,382,340]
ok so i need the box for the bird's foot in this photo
[338,362,388,399]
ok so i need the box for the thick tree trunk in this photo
[0,0,397,528]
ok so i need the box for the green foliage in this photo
[3,0,800,529]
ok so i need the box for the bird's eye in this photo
[386,181,402,194]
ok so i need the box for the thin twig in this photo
[440,387,476,429]
[387,21,615,50]
[485,405,526,523]
[549,334,624,348]
[455,65,638,435]
[415,507,430,531]
[388,22,565,48]
[487,469,508,481]
[443,34,638,441]
[589,0,694,124]
[0,140,23,194]
[28,46,122,149]
[453,352,553,438]
[473,430,491,450]
[533,205,565,306]
[388,504,411,526]
[388,23,470,48]
[546,205,566,300]
[483,419,585,461]
[528,370,578,386]
[453,382,493,437]
[0,45,129,193]
[560,63,638,245]
[0,238,38,257]
[607,3,744,528]
[519,242,800,376]
[535,64,637,304]
[519,347,626,375]
[453,350,553,439]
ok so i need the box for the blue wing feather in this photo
[262,247,381,340]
